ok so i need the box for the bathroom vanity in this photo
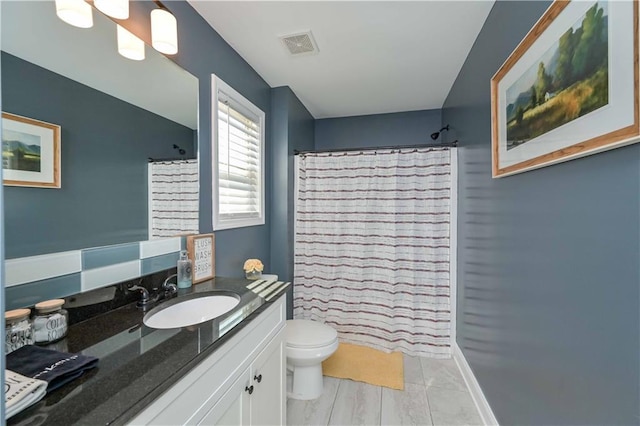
[6,278,286,425]
[130,290,286,425]
[2,3,288,423]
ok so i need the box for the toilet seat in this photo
[286,319,337,348]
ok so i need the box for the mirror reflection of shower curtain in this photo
[294,148,452,358]
[148,159,199,238]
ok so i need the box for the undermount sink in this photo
[143,291,241,329]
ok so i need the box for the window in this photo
[212,74,265,230]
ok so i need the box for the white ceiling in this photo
[189,1,494,119]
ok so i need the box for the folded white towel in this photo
[5,369,48,419]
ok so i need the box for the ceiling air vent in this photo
[280,31,319,56]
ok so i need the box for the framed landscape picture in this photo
[2,112,61,188]
[491,0,639,178]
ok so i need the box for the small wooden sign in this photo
[187,233,215,284]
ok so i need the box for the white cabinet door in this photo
[198,367,251,426]
[198,330,285,426]
[250,332,285,426]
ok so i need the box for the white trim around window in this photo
[211,74,265,231]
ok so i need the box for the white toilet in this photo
[286,319,339,400]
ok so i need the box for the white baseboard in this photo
[452,342,499,426]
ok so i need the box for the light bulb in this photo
[55,0,93,28]
[95,0,129,20]
[117,25,145,61]
[151,8,178,55]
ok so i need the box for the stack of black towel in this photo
[5,346,98,419]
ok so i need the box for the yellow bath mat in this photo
[322,342,404,390]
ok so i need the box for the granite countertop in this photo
[7,277,282,426]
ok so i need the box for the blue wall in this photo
[125,1,273,278]
[2,52,195,259]
[315,109,442,150]
[442,1,640,424]
[270,86,314,318]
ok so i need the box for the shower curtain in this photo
[293,148,451,358]
[149,159,199,238]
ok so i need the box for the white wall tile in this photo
[139,238,181,259]
[81,260,141,292]
[6,250,82,287]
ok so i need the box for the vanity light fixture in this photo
[94,0,129,20]
[55,0,93,28]
[151,2,178,55]
[117,25,145,61]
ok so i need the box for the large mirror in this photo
[1,1,199,259]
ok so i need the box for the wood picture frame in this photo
[491,0,639,178]
[2,112,61,188]
[187,233,215,284]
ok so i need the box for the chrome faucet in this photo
[128,284,156,309]
[128,275,177,310]
[162,274,178,298]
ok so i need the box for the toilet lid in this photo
[286,319,338,348]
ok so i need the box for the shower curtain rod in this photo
[147,156,196,162]
[293,140,457,155]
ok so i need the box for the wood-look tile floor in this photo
[287,355,483,426]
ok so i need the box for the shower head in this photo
[173,144,186,155]
[430,124,450,140]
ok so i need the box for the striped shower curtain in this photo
[148,159,199,238]
[293,148,451,358]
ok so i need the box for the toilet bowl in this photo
[286,319,338,400]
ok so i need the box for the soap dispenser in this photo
[177,250,193,288]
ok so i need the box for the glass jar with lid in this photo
[5,308,34,353]
[33,299,68,345]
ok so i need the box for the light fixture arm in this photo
[152,0,170,12]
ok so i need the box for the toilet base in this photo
[287,364,324,400]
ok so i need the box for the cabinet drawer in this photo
[129,296,285,425]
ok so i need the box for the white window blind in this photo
[212,75,265,230]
